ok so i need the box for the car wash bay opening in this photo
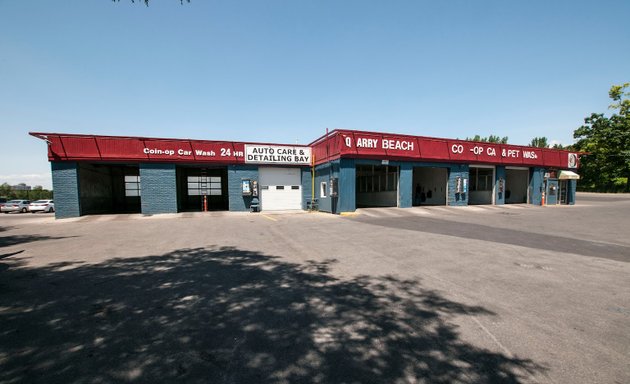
[31,130,581,218]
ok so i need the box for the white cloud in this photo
[0,173,53,189]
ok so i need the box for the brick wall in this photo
[398,163,413,208]
[51,162,81,218]
[448,164,469,206]
[139,163,178,215]
[301,168,313,210]
[495,166,506,205]
[315,162,337,213]
[529,167,545,205]
[227,165,259,212]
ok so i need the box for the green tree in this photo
[574,83,630,192]
[529,137,549,148]
[29,186,52,201]
[0,183,53,200]
[0,183,11,198]
[465,135,508,144]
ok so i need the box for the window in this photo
[321,182,327,198]
[470,168,493,191]
[276,186,284,190]
[356,165,398,193]
[125,175,140,197]
[187,176,222,196]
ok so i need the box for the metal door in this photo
[546,179,559,205]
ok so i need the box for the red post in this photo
[203,195,208,211]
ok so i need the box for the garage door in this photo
[259,167,302,211]
[505,167,529,204]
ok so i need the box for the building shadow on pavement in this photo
[0,247,545,383]
[0,234,73,249]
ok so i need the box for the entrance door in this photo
[546,179,559,205]
[559,180,568,204]
[259,167,302,210]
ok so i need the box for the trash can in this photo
[250,197,260,213]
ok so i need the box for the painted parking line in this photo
[261,214,278,222]
[406,208,433,216]
[503,204,528,209]
[355,209,381,217]
[372,208,405,217]
[459,206,489,213]
[423,206,460,215]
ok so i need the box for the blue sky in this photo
[1,0,628,189]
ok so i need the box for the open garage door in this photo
[505,167,529,204]
[177,167,228,212]
[259,167,302,211]
[469,166,495,205]
[356,165,398,208]
[78,163,141,215]
[412,167,447,206]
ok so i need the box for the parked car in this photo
[1,200,31,213]
[0,198,7,209]
[29,200,55,213]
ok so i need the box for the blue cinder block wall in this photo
[139,163,178,214]
[51,161,81,218]
[495,166,506,205]
[567,179,576,205]
[227,165,259,211]
[314,161,338,213]
[338,158,356,212]
[301,168,313,210]
[448,164,469,206]
[398,163,413,208]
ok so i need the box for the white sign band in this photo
[244,145,312,165]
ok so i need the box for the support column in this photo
[567,179,577,205]
[227,165,258,211]
[495,166,506,205]
[448,164,469,206]
[301,167,312,210]
[398,163,413,208]
[338,158,356,213]
[140,163,178,215]
[529,167,545,205]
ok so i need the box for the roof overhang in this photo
[559,170,580,180]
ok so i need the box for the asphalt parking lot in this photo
[1,193,629,384]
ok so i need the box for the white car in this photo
[1,200,31,213]
[28,200,55,213]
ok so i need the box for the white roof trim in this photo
[559,170,580,180]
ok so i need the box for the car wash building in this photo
[31,129,581,219]
[31,132,313,218]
